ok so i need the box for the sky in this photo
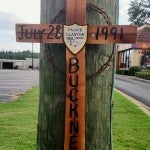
[0,0,131,52]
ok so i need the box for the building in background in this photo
[0,58,39,70]
[26,58,39,69]
[0,59,26,69]
[116,25,150,70]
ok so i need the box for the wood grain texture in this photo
[66,0,86,25]
[65,0,86,149]
[37,0,119,149]
[65,50,86,150]
[16,24,137,44]
[85,0,119,149]
[87,25,137,44]
[37,0,66,149]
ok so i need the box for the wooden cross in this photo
[65,1,86,150]
[16,0,137,149]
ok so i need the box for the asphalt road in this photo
[115,75,150,106]
[0,70,39,102]
[1,70,149,107]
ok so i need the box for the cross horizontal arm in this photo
[16,24,137,44]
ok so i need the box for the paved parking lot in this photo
[0,70,39,102]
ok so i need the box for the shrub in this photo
[135,71,150,80]
[116,70,129,75]
[128,66,141,76]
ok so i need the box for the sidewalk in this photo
[115,74,150,84]
[115,74,150,116]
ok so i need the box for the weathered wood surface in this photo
[87,25,137,44]
[64,0,86,149]
[85,0,119,149]
[37,0,66,149]
[16,24,63,43]
[16,24,137,44]
[37,0,119,149]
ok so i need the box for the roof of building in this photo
[137,25,150,43]
[133,25,150,49]
[118,25,150,51]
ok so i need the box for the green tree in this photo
[128,0,150,26]
[0,50,39,60]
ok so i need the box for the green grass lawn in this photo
[0,87,149,150]
[113,92,150,150]
[0,86,39,150]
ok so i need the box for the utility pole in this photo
[37,0,119,149]
[32,43,34,69]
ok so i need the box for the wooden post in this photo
[15,0,138,149]
[116,51,121,71]
[37,1,66,149]
[85,1,118,149]
[64,0,86,149]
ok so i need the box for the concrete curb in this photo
[115,74,150,84]
[115,89,150,116]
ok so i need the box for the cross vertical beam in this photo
[64,0,86,149]
[66,0,86,25]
